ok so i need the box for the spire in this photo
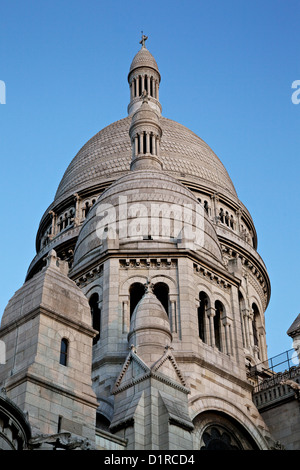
[127,35,161,116]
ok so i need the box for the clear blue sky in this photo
[0,0,299,359]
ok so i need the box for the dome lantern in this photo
[127,34,162,116]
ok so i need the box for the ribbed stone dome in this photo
[71,169,224,273]
[129,46,160,76]
[54,116,237,205]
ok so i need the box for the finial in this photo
[144,278,154,293]
[140,31,148,48]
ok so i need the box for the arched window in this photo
[238,292,246,347]
[214,301,224,351]
[130,282,145,317]
[252,303,260,359]
[59,216,63,232]
[219,208,224,223]
[60,338,69,366]
[84,201,90,217]
[153,282,169,315]
[198,291,209,342]
[204,200,209,214]
[89,293,101,344]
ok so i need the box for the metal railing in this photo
[252,349,300,408]
[260,349,298,374]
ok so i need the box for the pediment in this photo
[112,347,150,394]
[151,346,187,389]
[112,345,188,394]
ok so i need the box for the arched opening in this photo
[89,293,101,344]
[238,292,246,347]
[252,303,260,359]
[204,200,209,214]
[198,291,209,342]
[96,412,111,432]
[214,301,224,351]
[219,208,224,223]
[153,282,169,315]
[130,282,145,317]
[195,411,259,450]
[84,201,90,217]
[59,338,69,366]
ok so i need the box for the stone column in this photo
[223,319,232,356]
[140,133,144,154]
[130,80,134,100]
[122,300,129,334]
[151,134,156,155]
[170,299,177,334]
[207,307,216,348]
[242,307,251,349]
[146,132,150,154]
[49,210,57,237]
[151,78,155,98]
[141,75,144,93]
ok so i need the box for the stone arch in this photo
[129,282,146,316]
[150,274,178,332]
[198,291,211,343]
[85,283,103,302]
[152,282,169,315]
[195,281,213,301]
[55,328,76,343]
[189,395,269,450]
[119,275,149,296]
[149,274,177,295]
[250,294,262,314]
[55,329,76,367]
[211,289,230,315]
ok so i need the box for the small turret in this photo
[128,281,172,365]
[127,34,161,116]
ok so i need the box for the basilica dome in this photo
[28,39,266,308]
[71,168,223,274]
[54,116,237,205]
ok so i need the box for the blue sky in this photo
[0,0,299,359]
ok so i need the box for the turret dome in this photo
[129,43,160,78]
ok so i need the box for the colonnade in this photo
[130,74,159,100]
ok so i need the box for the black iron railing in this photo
[251,349,300,408]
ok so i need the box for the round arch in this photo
[189,395,269,450]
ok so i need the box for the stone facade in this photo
[0,37,287,450]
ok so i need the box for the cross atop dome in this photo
[139,32,148,48]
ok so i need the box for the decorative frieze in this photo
[74,264,103,287]
[193,262,231,291]
[119,258,177,269]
